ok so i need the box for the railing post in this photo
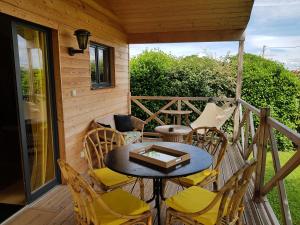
[233,101,240,141]
[254,107,270,202]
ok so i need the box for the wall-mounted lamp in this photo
[68,29,91,56]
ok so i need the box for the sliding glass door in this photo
[12,22,59,201]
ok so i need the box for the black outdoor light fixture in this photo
[68,29,91,56]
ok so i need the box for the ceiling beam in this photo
[128,29,246,43]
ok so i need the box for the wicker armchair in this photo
[170,127,227,190]
[83,128,144,199]
[92,114,146,144]
[57,159,152,225]
[165,160,257,225]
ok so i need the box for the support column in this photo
[233,38,245,139]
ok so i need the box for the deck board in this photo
[2,144,277,225]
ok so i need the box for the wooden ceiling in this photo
[100,0,254,43]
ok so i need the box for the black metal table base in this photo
[146,178,165,225]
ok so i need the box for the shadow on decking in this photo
[2,144,273,225]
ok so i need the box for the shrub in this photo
[130,50,300,151]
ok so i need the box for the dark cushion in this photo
[114,115,134,132]
[97,122,111,128]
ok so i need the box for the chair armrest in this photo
[131,116,146,131]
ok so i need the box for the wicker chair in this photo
[165,160,257,225]
[57,159,152,225]
[83,127,144,199]
[170,127,227,190]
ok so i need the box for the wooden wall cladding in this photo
[0,0,129,172]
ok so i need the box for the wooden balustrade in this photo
[130,95,235,127]
[236,98,300,225]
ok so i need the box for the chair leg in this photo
[139,178,145,200]
[213,181,218,191]
[147,215,153,225]
[162,179,167,198]
[165,209,172,225]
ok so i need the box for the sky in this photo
[129,0,300,70]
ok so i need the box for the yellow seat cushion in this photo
[179,169,217,186]
[165,186,228,225]
[92,168,131,187]
[93,188,150,225]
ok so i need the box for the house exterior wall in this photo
[0,0,129,172]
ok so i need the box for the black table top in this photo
[105,142,213,179]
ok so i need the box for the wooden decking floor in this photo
[2,144,275,225]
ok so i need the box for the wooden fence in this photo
[130,95,300,225]
[130,95,235,135]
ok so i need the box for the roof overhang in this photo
[102,0,254,43]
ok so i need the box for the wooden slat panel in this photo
[0,0,130,173]
[105,0,254,42]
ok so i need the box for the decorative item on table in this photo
[168,127,174,132]
[129,144,190,171]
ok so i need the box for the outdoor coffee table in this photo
[155,125,192,142]
[105,142,212,225]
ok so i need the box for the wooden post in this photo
[254,107,270,202]
[128,91,132,114]
[233,39,245,139]
[177,100,182,125]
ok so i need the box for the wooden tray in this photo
[129,144,190,170]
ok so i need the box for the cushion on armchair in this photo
[123,131,142,144]
[114,115,134,132]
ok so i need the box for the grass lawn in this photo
[265,151,300,225]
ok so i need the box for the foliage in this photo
[265,151,300,225]
[130,50,300,151]
[21,67,44,97]
[130,50,236,130]
[232,54,300,151]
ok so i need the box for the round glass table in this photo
[105,142,212,225]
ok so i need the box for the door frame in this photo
[11,19,60,203]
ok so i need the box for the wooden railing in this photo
[130,95,300,225]
[130,95,235,133]
[234,98,300,225]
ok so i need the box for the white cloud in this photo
[245,35,300,69]
[254,0,300,7]
[247,35,300,48]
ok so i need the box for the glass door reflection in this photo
[14,24,56,194]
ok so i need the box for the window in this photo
[89,42,114,89]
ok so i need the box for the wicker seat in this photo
[57,159,152,225]
[83,128,144,199]
[165,160,257,225]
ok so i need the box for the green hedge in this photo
[130,50,300,151]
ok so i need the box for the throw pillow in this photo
[114,115,133,132]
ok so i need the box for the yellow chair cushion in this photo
[165,186,228,225]
[92,168,131,187]
[179,169,217,186]
[93,188,150,225]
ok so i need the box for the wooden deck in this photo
[2,144,276,225]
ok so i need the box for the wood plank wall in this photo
[0,0,130,172]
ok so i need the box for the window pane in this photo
[89,46,96,85]
[97,48,104,82]
[103,49,110,83]
[90,43,112,89]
